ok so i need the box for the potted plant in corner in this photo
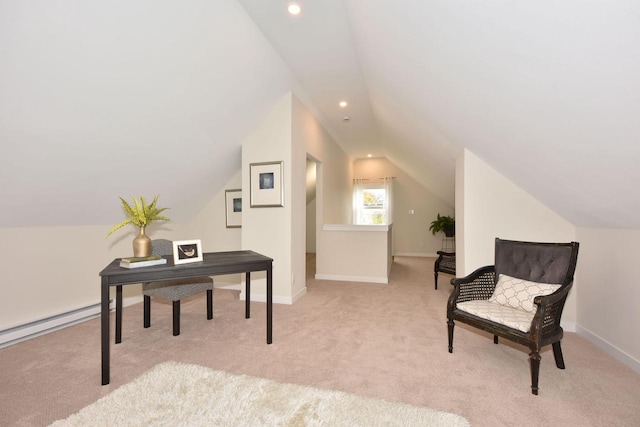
[106,195,171,257]
[429,213,455,237]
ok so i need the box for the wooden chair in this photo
[142,239,213,336]
[447,238,579,395]
[434,251,455,289]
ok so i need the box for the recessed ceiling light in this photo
[339,101,348,108]
[367,154,372,158]
[287,3,301,15]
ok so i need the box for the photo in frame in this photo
[250,161,284,207]
[225,189,242,228]
[172,239,203,265]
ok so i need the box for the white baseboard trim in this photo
[123,295,143,307]
[0,281,298,348]
[215,284,242,291]
[239,287,307,305]
[575,324,640,374]
[0,301,115,349]
[314,274,388,284]
[291,287,307,304]
[561,321,576,333]
[393,252,437,258]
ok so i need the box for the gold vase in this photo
[132,227,152,257]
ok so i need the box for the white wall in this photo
[0,221,186,331]
[0,171,243,333]
[241,94,294,303]
[185,170,242,253]
[353,157,453,256]
[317,225,392,283]
[293,94,353,293]
[457,149,578,326]
[212,91,351,305]
[575,227,640,371]
[185,170,243,287]
[306,198,317,253]
[0,0,303,229]
[292,98,353,281]
[305,159,317,253]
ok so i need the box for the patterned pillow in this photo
[457,300,536,333]
[488,274,561,313]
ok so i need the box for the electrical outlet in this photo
[408,209,415,215]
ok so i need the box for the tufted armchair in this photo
[447,238,579,395]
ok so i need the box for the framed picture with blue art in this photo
[225,189,242,228]
[250,161,284,207]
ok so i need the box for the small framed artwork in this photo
[250,161,284,207]
[172,239,203,265]
[225,189,242,228]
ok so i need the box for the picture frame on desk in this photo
[225,189,242,228]
[173,239,203,264]
[250,161,284,207]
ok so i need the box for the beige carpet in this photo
[2,255,640,426]
[49,361,470,426]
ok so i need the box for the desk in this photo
[99,250,273,385]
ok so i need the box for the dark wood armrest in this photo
[529,281,574,338]
[447,266,496,315]
[534,281,572,306]
[436,251,456,257]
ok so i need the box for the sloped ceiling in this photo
[2,1,639,229]
[0,1,305,227]
[239,0,640,229]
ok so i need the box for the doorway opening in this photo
[306,156,319,278]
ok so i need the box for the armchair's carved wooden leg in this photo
[447,319,455,353]
[494,335,499,344]
[434,272,438,290]
[529,351,541,395]
[552,341,565,369]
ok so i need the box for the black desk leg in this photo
[101,278,110,385]
[245,272,250,319]
[115,285,122,344]
[267,264,272,344]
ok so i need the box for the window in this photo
[353,179,394,225]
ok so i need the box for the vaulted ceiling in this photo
[238,0,640,229]
[2,1,639,229]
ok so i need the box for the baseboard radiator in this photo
[0,301,114,349]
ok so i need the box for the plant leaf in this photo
[106,195,171,238]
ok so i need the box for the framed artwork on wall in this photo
[250,161,284,207]
[225,189,242,228]
[172,239,203,265]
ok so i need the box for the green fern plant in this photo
[106,195,171,237]
[429,213,455,237]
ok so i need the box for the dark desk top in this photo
[99,250,273,285]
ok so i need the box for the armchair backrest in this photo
[152,239,173,257]
[494,238,579,286]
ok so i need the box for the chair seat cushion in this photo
[488,274,561,313]
[142,277,213,301]
[456,300,535,333]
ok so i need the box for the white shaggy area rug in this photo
[50,361,470,426]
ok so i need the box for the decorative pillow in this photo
[457,300,536,333]
[488,274,561,313]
